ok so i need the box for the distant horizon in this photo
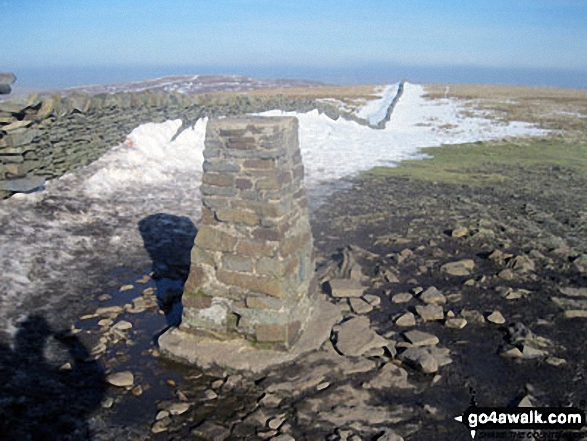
[3,1,587,92]
[8,64,587,93]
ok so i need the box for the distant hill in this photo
[58,74,326,96]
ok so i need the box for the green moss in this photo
[367,138,587,186]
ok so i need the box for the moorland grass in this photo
[367,138,587,186]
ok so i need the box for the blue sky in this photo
[1,0,587,88]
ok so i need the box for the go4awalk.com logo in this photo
[454,407,585,439]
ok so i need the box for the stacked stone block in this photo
[181,116,315,349]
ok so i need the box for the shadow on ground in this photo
[138,213,197,326]
[0,315,106,441]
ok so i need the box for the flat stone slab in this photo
[332,315,386,356]
[158,298,341,373]
[403,330,439,347]
[328,279,365,298]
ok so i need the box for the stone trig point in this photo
[159,116,339,372]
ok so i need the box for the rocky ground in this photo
[9,139,583,441]
[1,84,586,440]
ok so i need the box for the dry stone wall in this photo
[0,90,341,197]
[182,117,315,349]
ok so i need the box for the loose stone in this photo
[394,312,416,327]
[106,371,134,387]
[348,297,374,314]
[120,284,134,292]
[419,286,446,304]
[376,430,404,441]
[204,389,218,400]
[156,410,169,420]
[364,294,381,306]
[403,330,439,347]
[486,311,506,324]
[415,304,444,321]
[399,347,439,374]
[332,316,386,356]
[268,415,287,430]
[112,320,133,330]
[391,293,413,303]
[101,397,114,409]
[329,279,365,298]
[131,385,143,396]
[167,402,191,415]
[445,318,467,329]
[362,363,412,389]
[441,259,475,276]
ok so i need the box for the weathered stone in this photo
[348,297,373,314]
[106,371,134,387]
[328,279,365,298]
[217,269,283,297]
[441,259,475,276]
[362,363,412,389]
[445,318,467,329]
[364,294,381,306]
[415,304,444,321]
[403,330,439,347]
[419,286,446,304]
[391,292,413,303]
[486,311,506,324]
[216,208,259,226]
[394,312,416,327]
[564,310,587,318]
[451,227,469,238]
[237,239,276,257]
[256,322,299,343]
[222,254,254,272]
[399,347,439,373]
[191,422,231,441]
[333,316,386,356]
[202,172,235,187]
[195,225,237,252]
[376,430,404,441]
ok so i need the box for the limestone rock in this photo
[445,318,467,329]
[362,362,412,390]
[441,259,475,276]
[508,255,535,272]
[348,297,374,314]
[329,279,365,298]
[106,371,134,387]
[166,402,191,415]
[112,320,133,330]
[333,316,386,356]
[419,286,446,304]
[376,430,404,441]
[486,311,505,324]
[399,347,439,374]
[191,422,231,440]
[403,330,439,347]
[364,294,381,306]
[499,344,524,358]
[394,312,416,327]
[451,227,469,238]
[415,304,444,321]
[391,293,413,303]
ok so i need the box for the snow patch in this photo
[84,119,206,197]
[355,83,400,125]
